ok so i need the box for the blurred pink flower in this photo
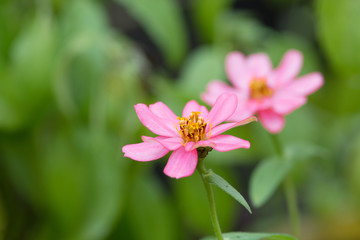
[202,50,324,133]
[122,93,256,179]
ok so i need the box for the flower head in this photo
[202,50,324,133]
[122,93,256,179]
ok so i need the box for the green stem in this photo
[284,177,300,237]
[270,133,284,156]
[197,153,224,240]
[270,134,300,238]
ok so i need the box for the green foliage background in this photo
[1,0,360,239]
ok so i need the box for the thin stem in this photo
[270,134,300,238]
[197,156,224,240]
[270,133,284,157]
[284,177,300,237]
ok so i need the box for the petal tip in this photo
[314,72,325,85]
[268,128,282,134]
[226,51,244,60]
[122,145,128,153]
[164,168,195,179]
[284,49,303,63]
[134,103,145,109]
[148,102,160,111]
[250,116,258,122]
[163,148,198,179]
[287,49,302,56]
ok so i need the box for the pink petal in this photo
[226,52,252,89]
[254,98,273,111]
[142,136,183,150]
[182,100,200,117]
[274,50,303,86]
[211,116,257,136]
[135,104,178,137]
[201,80,241,106]
[207,93,237,127]
[247,53,273,78]
[272,91,307,114]
[271,72,323,114]
[210,135,250,152]
[191,140,216,150]
[199,106,209,119]
[285,72,324,96]
[163,148,198,179]
[141,135,166,142]
[228,100,258,122]
[258,109,285,133]
[122,141,169,161]
[182,100,208,119]
[149,102,177,121]
[184,142,195,152]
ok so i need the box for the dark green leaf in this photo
[316,0,360,76]
[250,157,292,207]
[116,0,187,67]
[205,170,251,213]
[129,171,178,240]
[191,0,234,42]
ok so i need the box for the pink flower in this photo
[202,50,324,133]
[122,93,256,179]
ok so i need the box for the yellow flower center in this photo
[177,112,208,144]
[249,78,273,99]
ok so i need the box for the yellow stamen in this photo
[249,78,273,99]
[176,112,209,145]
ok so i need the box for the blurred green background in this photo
[1,0,360,239]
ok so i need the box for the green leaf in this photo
[316,0,360,114]
[285,142,328,163]
[201,231,296,240]
[128,171,178,240]
[250,157,292,208]
[116,0,187,67]
[60,0,108,36]
[79,134,126,240]
[178,46,227,98]
[55,0,112,119]
[11,14,55,91]
[316,0,360,76]
[215,11,271,52]
[0,13,56,130]
[34,127,127,239]
[0,95,21,130]
[205,170,252,213]
[40,129,92,236]
[191,0,234,42]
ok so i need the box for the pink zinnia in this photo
[122,93,256,179]
[202,50,324,133]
